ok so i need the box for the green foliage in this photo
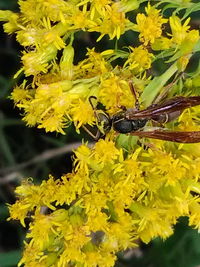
[0,250,21,267]
[0,0,18,11]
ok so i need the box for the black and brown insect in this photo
[84,89,200,143]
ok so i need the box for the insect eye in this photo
[96,112,111,134]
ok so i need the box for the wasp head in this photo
[96,110,112,135]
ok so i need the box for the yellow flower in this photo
[17,241,45,267]
[0,10,19,33]
[151,36,172,50]
[74,48,112,79]
[69,9,96,30]
[10,86,33,104]
[70,99,95,129]
[19,0,71,23]
[124,45,154,73]
[78,0,112,19]
[131,202,174,243]
[99,74,135,113]
[21,46,57,76]
[169,16,191,45]
[7,201,29,227]
[84,250,116,267]
[189,202,200,230]
[37,113,68,134]
[93,139,121,164]
[20,81,72,133]
[136,4,168,45]
[73,144,92,174]
[169,16,199,54]
[89,2,129,40]
[178,106,200,131]
[27,213,53,250]
[103,213,135,250]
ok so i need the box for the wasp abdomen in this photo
[132,119,147,130]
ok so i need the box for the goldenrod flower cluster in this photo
[8,139,200,266]
[0,0,198,132]
[1,0,200,266]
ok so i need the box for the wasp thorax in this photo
[112,112,147,134]
[112,112,133,133]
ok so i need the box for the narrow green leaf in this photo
[182,3,200,20]
[193,39,200,53]
[141,63,178,106]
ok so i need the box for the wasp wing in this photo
[125,96,200,120]
[131,130,200,143]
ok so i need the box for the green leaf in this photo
[182,3,200,20]
[141,63,178,107]
[115,134,138,152]
[0,250,21,267]
[156,0,199,18]
[162,4,180,14]
[193,39,200,53]
[0,204,9,219]
[154,48,176,61]
[0,0,18,10]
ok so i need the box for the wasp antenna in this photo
[89,96,98,110]
[82,125,101,140]
[129,81,140,110]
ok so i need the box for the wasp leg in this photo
[151,120,165,129]
[88,96,103,122]
[137,139,163,152]
[82,125,101,140]
[115,92,127,111]
[129,81,140,110]
[117,104,127,111]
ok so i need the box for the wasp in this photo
[84,87,200,143]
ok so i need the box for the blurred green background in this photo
[1,1,200,267]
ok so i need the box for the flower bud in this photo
[60,44,74,80]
